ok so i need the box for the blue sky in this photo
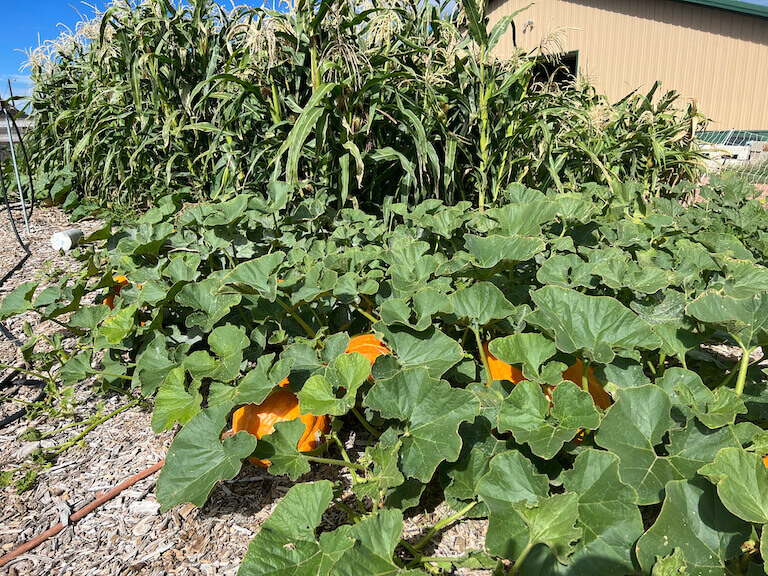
[2,0,768,99]
[0,1,112,98]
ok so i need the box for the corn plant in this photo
[23,0,704,214]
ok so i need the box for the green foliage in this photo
[4,171,768,573]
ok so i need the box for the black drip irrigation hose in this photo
[0,96,45,429]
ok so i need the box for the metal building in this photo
[487,0,768,130]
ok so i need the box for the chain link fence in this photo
[698,130,768,194]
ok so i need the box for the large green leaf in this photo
[498,380,601,459]
[374,324,463,378]
[489,333,557,381]
[208,324,249,382]
[476,450,551,559]
[686,290,768,350]
[353,428,405,503]
[334,510,425,576]
[595,385,742,504]
[0,281,39,318]
[219,252,285,302]
[175,278,242,331]
[527,286,661,364]
[208,354,292,407]
[363,368,480,481]
[635,479,751,576]
[698,447,768,524]
[157,402,255,511]
[479,463,582,568]
[443,417,515,516]
[522,450,643,576]
[449,282,517,327]
[151,366,202,432]
[464,234,546,269]
[298,352,370,416]
[100,305,137,344]
[251,418,312,480]
[133,334,175,395]
[238,481,349,576]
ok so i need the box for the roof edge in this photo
[676,0,768,19]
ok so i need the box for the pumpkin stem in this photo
[413,501,477,552]
[275,297,317,338]
[351,302,378,324]
[473,326,493,385]
[734,347,755,396]
[351,407,380,438]
[304,455,365,470]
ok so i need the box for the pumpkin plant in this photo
[4,171,768,574]
[3,0,768,572]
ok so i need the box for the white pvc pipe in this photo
[51,229,83,252]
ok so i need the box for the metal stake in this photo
[2,108,30,233]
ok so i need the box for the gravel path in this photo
[0,206,490,576]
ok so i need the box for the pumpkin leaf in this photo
[522,450,643,576]
[363,367,480,481]
[374,324,463,378]
[449,282,517,327]
[476,450,550,560]
[251,418,312,480]
[480,476,581,567]
[334,510,426,576]
[99,305,137,344]
[156,402,256,511]
[298,352,370,416]
[58,350,94,386]
[353,428,405,502]
[698,447,768,524]
[635,479,751,576]
[208,324,249,382]
[464,234,545,269]
[238,481,352,576]
[175,278,242,331]
[489,333,557,380]
[0,281,39,318]
[595,385,743,504]
[151,366,202,432]
[219,252,285,302]
[498,380,601,459]
[528,286,661,364]
[686,290,768,351]
[69,304,111,332]
[211,354,293,407]
[133,334,175,395]
[443,417,516,516]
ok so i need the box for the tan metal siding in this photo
[488,0,768,129]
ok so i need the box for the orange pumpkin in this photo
[764,455,768,468]
[346,334,391,365]
[104,275,129,310]
[561,360,612,410]
[232,386,329,468]
[481,343,611,410]
[482,342,525,384]
[104,275,144,310]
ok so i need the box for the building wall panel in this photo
[488,0,768,129]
